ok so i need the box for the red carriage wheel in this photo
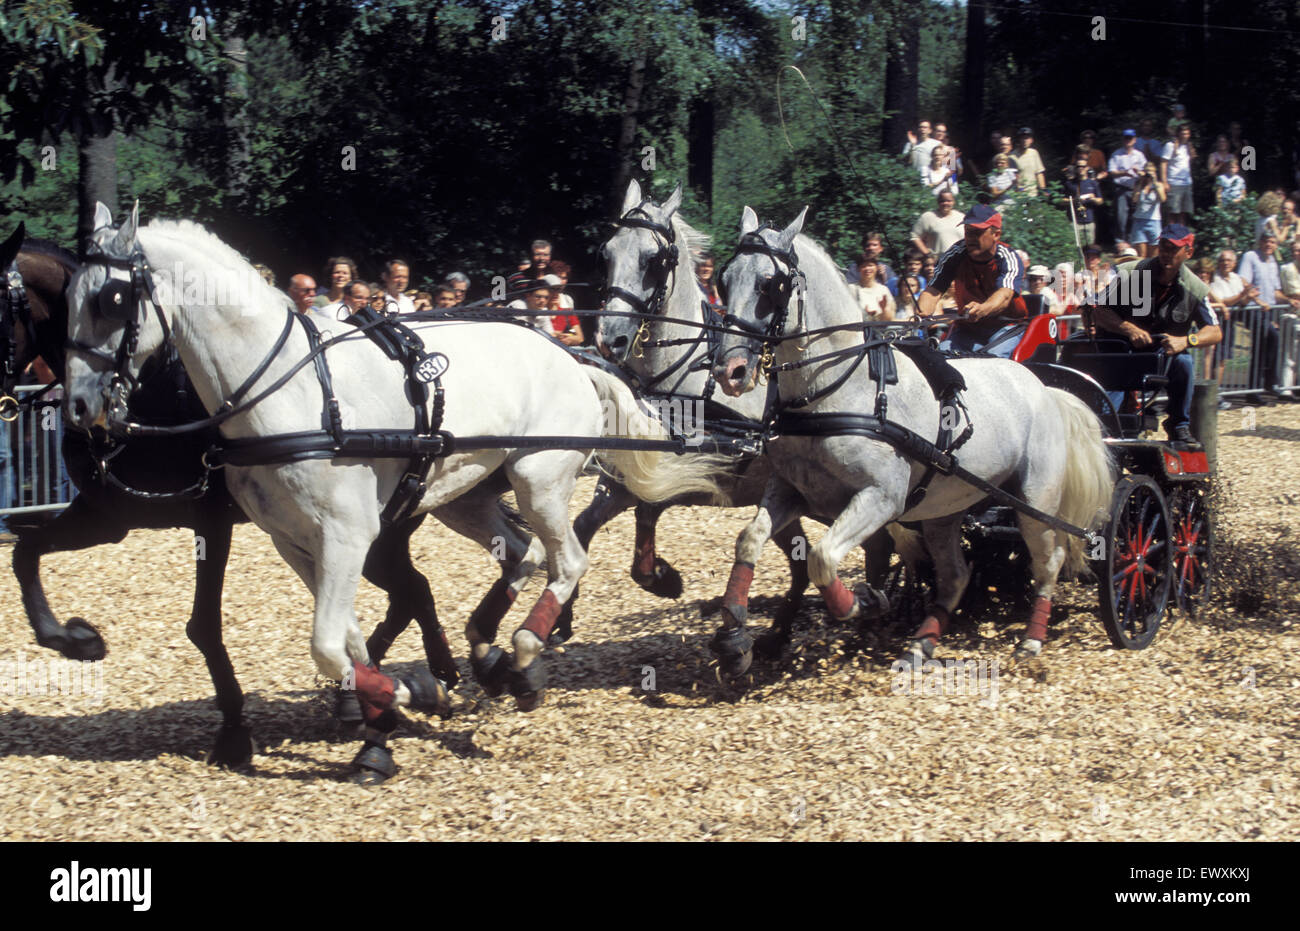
[1170,487,1214,618]
[1096,476,1173,650]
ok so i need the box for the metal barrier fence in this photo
[1211,303,1300,398]
[0,384,72,519]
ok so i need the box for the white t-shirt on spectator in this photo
[381,291,415,315]
[506,299,551,331]
[921,165,958,196]
[319,300,353,322]
[911,210,965,254]
[906,138,940,172]
[1281,262,1300,299]
[847,282,895,321]
[1161,141,1193,185]
[1209,271,1244,305]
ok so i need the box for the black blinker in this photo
[97,278,135,322]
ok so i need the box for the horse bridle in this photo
[0,260,39,422]
[64,241,174,425]
[715,225,805,376]
[605,203,680,359]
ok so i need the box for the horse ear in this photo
[741,206,759,235]
[108,200,139,254]
[621,178,642,215]
[93,202,114,232]
[662,181,683,218]
[777,206,809,250]
[0,222,24,269]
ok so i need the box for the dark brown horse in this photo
[0,223,458,768]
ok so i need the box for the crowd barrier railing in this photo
[0,384,72,519]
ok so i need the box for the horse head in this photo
[712,205,807,397]
[64,200,163,431]
[597,178,684,363]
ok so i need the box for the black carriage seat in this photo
[1057,339,1169,437]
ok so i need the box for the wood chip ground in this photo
[1,406,1296,841]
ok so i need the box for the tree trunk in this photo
[223,14,251,203]
[77,119,118,251]
[687,98,714,214]
[611,39,648,209]
[959,0,986,154]
[882,5,918,155]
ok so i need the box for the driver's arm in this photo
[916,286,945,317]
[1091,303,1151,346]
[970,285,1017,318]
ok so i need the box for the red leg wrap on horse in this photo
[723,563,755,612]
[915,606,951,644]
[1026,596,1052,642]
[818,578,857,619]
[521,589,563,641]
[352,661,396,724]
[468,577,517,641]
[633,531,657,579]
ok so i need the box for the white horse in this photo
[63,203,720,781]
[587,179,893,656]
[708,207,1114,673]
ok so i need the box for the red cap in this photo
[964,204,1003,230]
[1158,224,1195,248]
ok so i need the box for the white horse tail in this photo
[1048,387,1116,576]
[581,366,724,504]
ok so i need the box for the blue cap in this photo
[964,203,1002,229]
[1158,224,1195,247]
[1122,128,1137,137]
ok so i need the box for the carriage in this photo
[942,309,1215,651]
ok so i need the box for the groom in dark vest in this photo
[1090,224,1222,445]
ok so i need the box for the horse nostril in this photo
[611,335,628,350]
[732,365,747,385]
[72,397,88,423]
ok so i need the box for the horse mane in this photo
[142,218,256,271]
[794,231,851,293]
[669,214,711,271]
[21,237,78,271]
[140,219,290,310]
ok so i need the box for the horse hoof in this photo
[1013,638,1043,660]
[549,609,574,647]
[510,660,547,712]
[61,617,107,661]
[752,628,789,660]
[206,724,254,769]
[471,646,512,697]
[348,742,396,784]
[709,626,754,678]
[401,667,451,717]
[896,639,934,669]
[634,558,684,599]
[857,587,891,621]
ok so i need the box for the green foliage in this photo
[1195,193,1261,258]
[994,182,1087,269]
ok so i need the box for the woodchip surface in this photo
[0,406,1296,841]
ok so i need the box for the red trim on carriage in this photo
[1177,450,1209,474]
[1011,313,1059,363]
[1161,449,1209,476]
